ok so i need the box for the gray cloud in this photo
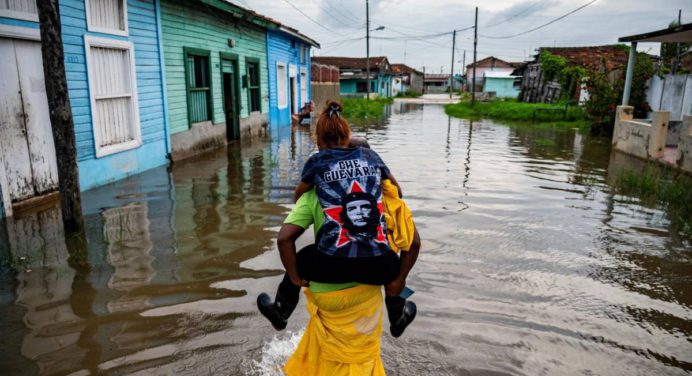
[244,0,692,72]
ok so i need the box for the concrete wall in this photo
[310,83,340,113]
[646,74,692,121]
[612,106,668,160]
[677,115,692,172]
[410,72,423,93]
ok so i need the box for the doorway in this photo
[221,58,239,141]
[0,38,58,203]
[289,76,297,115]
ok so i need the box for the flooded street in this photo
[1,103,690,376]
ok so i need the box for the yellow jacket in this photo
[381,179,415,253]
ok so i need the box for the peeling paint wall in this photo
[612,106,668,160]
[646,74,692,121]
[677,116,692,172]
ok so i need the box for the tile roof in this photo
[312,56,390,70]
[391,63,422,75]
[539,45,629,70]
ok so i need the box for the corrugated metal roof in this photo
[483,71,518,78]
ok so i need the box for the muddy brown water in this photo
[1,103,690,376]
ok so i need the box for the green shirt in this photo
[284,188,360,293]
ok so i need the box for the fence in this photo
[646,74,692,121]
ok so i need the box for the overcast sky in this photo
[239,0,691,74]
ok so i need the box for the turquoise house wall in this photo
[161,0,269,135]
[339,75,391,97]
[485,77,520,98]
[60,0,169,191]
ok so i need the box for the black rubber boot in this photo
[386,295,417,338]
[257,275,300,330]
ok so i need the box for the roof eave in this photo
[278,26,320,48]
[618,22,692,43]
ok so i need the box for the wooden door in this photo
[0,38,58,202]
[222,59,239,141]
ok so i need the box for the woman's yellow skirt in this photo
[284,284,386,376]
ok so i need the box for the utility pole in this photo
[37,0,85,235]
[422,66,426,94]
[366,0,370,100]
[471,7,478,105]
[462,50,466,89]
[450,30,456,99]
[673,9,682,75]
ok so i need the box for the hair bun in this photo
[328,101,341,118]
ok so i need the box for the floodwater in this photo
[1,103,690,376]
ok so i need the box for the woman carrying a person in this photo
[257,101,420,374]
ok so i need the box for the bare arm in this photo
[294,181,314,203]
[277,224,309,286]
[385,227,420,296]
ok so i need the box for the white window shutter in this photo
[86,0,128,36]
[85,36,141,157]
[277,63,287,109]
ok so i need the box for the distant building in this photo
[483,71,521,98]
[515,46,629,103]
[312,56,393,98]
[465,56,520,92]
[391,64,423,95]
[423,74,458,94]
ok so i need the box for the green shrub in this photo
[341,97,392,119]
[445,99,587,129]
[395,90,422,98]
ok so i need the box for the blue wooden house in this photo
[60,0,170,191]
[267,27,319,128]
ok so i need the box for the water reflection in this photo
[0,105,690,375]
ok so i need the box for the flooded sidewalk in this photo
[1,103,690,376]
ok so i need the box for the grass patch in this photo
[341,97,393,119]
[445,99,588,130]
[613,165,692,236]
[395,90,422,98]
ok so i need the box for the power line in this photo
[305,0,364,29]
[483,0,547,28]
[481,0,598,39]
[279,0,349,37]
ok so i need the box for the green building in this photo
[161,0,273,160]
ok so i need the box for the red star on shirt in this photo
[323,181,388,248]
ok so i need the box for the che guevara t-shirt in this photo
[301,147,394,258]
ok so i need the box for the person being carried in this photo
[291,100,314,125]
[258,101,418,338]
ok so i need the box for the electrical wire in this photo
[305,0,364,30]
[279,0,350,37]
[480,0,598,39]
[483,0,547,28]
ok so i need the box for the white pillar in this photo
[622,41,637,106]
